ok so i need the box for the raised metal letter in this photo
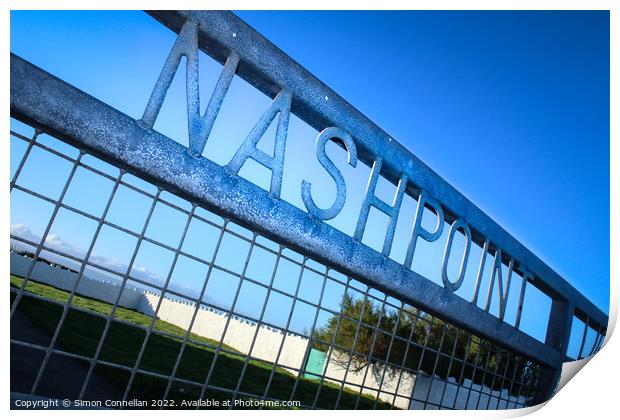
[301,127,358,220]
[441,219,472,292]
[404,190,445,269]
[354,157,407,256]
[227,89,293,197]
[140,20,240,157]
[485,250,514,321]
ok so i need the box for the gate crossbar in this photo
[145,11,606,334]
[11,53,561,369]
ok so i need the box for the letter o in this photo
[441,219,472,292]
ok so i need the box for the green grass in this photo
[10,275,394,409]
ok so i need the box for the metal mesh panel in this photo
[10,121,542,409]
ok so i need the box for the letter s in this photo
[301,127,357,220]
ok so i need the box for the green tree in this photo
[311,292,535,397]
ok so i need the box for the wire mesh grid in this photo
[9,120,542,409]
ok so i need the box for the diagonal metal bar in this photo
[309,277,353,408]
[333,286,371,408]
[165,229,256,403]
[10,128,41,191]
[146,11,606,332]
[10,150,82,320]
[351,293,390,409]
[32,163,124,396]
[121,216,230,401]
[77,185,162,399]
[368,302,409,409]
[386,306,424,409]
[286,265,329,405]
[10,53,568,371]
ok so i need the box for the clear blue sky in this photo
[10,11,609,351]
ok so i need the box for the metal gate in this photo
[9,10,607,410]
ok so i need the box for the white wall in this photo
[11,251,528,410]
[10,252,144,309]
[139,292,309,372]
[321,350,415,409]
[409,375,527,409]
[9,252,414,409]
[140,293,413,408]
